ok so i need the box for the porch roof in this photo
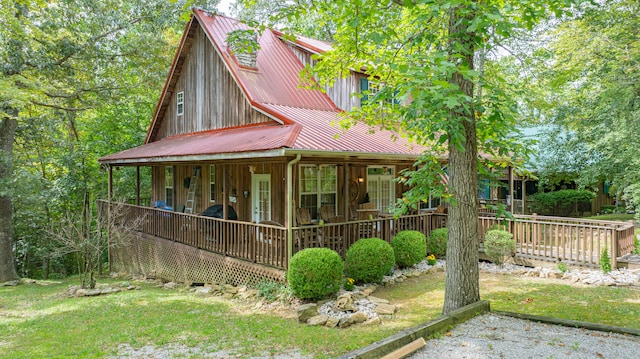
[99,106,425,165]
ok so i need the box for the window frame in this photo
[176,91,184,116]
[298,164,338,219]
[209,164,216,202]
[366,166,395,213]
[165,166,173,207]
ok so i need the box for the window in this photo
[360,78,399,105]
[209,165,215,202]
[176,91,184,116]
[299,165,337,219]
[366,166,395,213]
[165,166,173,207]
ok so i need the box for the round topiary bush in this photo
[428,228,448,257]
[483,229,516,266]
[345,237,395,284]
[287,248,343,300]
[391,230,427,268]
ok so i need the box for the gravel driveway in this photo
[407,313,640,359]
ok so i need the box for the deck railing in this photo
[478,214,635,268]
[99,200,633,270]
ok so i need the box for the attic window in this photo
[227,29,260,69]
[176,91,184,116]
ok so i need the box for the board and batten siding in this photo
[157,26,273,139]
[286,43,364,112]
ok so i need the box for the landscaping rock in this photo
[296,303,318,323]
[374,303,397,315]
[367,296,389,304]
[325,316,339,328]
[163,282,178,289]
[333,293,356,312]
[195,287,213,295]
[307,315,329,326]
[362,317,381,326]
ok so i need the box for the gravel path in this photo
[407,313,640,359]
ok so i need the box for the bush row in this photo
[287,229,448,300]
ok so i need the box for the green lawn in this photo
[2,272,639,358]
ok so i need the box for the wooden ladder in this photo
[184,167,201,214]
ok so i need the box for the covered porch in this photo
[99,200,635,285]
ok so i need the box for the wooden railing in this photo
[99,201,287,269]
[99,200,633,270]
[478,214,635,268]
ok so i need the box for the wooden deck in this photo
[100,201,635,273]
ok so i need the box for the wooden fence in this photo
[479,214,635,268]
[99,200,634,271]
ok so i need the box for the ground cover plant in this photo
[2,270,639,358]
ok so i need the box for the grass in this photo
[2,271,640,358]
[583,213,636,222]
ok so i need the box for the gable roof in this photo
[100,9,425,165]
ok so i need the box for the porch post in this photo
[136,166,141,206]
[107,164,113,272]
[286,154,302,265]
[344,164,350,222]
[508,166,514,213]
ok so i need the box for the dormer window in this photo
[176,91,184,116]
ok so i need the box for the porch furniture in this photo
[357,202,379,220]
[320,205,343,223]
[295,207,313,226]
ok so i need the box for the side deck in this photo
[99,201,635,284]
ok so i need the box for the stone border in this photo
[335,300,490,359]
[494,310,640,337]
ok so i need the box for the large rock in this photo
[325,316,340,328]
[296,303,318,323]
[375,303,397,315]
[307,315,329,326]
[195,287,213,295]
[367,296,389,304]
[333,293,356,312]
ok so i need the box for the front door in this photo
[252,174,271,222]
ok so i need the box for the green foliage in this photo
[391,230,427,268]
[345,238,395,284]
[483,230,515,266]
[287,248,343,300]
[255,280,292,302]
[529,190,595,216]
[634,236,640,255]
[427,228,448,257]
[556,262,568,273]
[600,247,611,274]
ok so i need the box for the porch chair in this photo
[320,205,343,223]
[295,207,313,226]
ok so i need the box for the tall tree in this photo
[239,0,582,312]
[511,0,639,208]
[1,0,218,280]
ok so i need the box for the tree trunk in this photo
[0,116,19,282]
[442,4,480,314]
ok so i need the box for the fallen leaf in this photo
[525,326,531,331]
[445,331,452,337]
[596,352,604,358]
[461,342,467,347]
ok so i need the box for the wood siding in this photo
[286,43,364,112]
[157,26,273,139]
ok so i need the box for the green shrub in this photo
[633,236,640,255]
[600,246,612,274]
[287,248,343,300]
[391,230,427,268]
[556,262,568,273]
[484,229,516,266]
[345,238,395,284]
[427,228,448,257]
[529,189,595,216]
[255,280,292,302]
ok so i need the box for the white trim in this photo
[176,91,184,116]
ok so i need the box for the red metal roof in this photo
[100,123,301,163]
[100,10,427,164]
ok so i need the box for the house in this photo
[99,9,634,285]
